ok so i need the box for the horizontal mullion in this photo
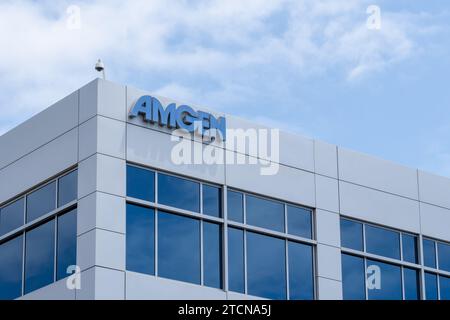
[0,201,77,244]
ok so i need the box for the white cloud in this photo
[0,0,437,133]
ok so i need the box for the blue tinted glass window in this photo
[340,219,363,251]
[367,259,402,300]
[365,225,400,260]
[26,182,56,222]
[341,254,365,300]
[228,228,244,293]
[203,222,222,288]
[203,185,221,217]
[440,276,450,300]
[56,209,77,280]
[158,174,200,212]
[403,268,420,300]
[402,234,418,264]
[425,272,438,300]
[58,170,77,207]
[0,198,24,236]
[127,165,155,202]
[247,232,286,299]
[25,220,55,294]
[288,241,314,300]
[126,204,155,275]
[0,236,23,300]
[246,195,284,233]
[423,239,436,268]
[287,206,312,239]
[227,191,243,222]
[158,212,200,284]
[437,242,450,272]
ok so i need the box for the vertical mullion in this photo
[243,194,247,225]
[223,186,229,292]
[21,230,26,297]
[435,242,440,300]
[21,195,27,297]
[364,258,368,300]
[418,234,426,300]
[284,204,289,300]
[200,184,203,215]
[435,241,439,271]
[199,183,204,286]
[155,209,158,277]
[285,239,290,300]
[400,233,404,261]
[244,229,248,295]
[284,204,288,235]
[54,177,59,282]
[437,273,441,300]
[362,223,367,253]
[243,193,248,294]
[401,266,406,300]
[154,172,158,277]
[55,178,59,210]
[53,217,58,282]
[200,220,204,286]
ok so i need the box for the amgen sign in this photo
[129,95,226,141]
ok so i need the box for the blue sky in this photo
[0,0,450,176]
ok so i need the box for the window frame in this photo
[125,164,317,299]
[340,216,450,300]
[0,167,78,298]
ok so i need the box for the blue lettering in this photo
[129,95,226,141]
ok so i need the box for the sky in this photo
[0,0,450,176]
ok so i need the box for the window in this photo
[366,259,402,300]
[0,236,23,300]
[287,206,312,239]
[126,204,155,275]
[0,170,78,299]
[437,242,450,272]
[24,220,55,294]
[288,241,314,300]
[158,211,200,284]
[341,217,450,300]
[203,185,221,217]
[227,191,243,222]
[246,195,284,233]
[247,232,286,300]
[365,225,400,260]
[0,198,24,236]
[423,239,436,269]
[440,276,450,300]
[228,228,244,293]
[58,170,77,207]
[127,165,155,202]
[56,209,77,280]
[402,234,418,264]
[403,268,420,300]
[203,222,222,288]
[340,218,363,251]
[125,168,316,299]
[425,272,438,300]
[341,254,366,300]
[158,174,200,212]
[26,182,56,222]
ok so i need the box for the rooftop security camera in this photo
[95,59,106,79]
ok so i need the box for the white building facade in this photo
[0,79,449,300]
